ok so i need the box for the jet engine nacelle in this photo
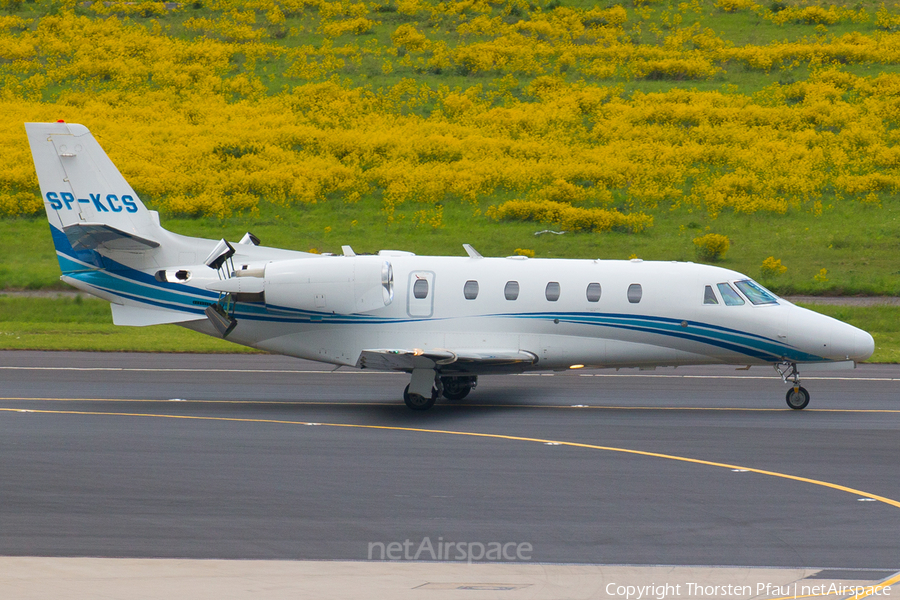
[264,256,393,315]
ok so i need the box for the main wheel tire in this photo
[442,387,470,401]
[404,384,437,411]
[785,386,810,410]
[441,378,472,401]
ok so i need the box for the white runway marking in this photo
[0,366,897,381]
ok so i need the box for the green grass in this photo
[0,219,67,290]
[4,192,898,296]
[0,295,896,362]
[0,295,260,353]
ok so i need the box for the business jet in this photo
[25,122,875,410]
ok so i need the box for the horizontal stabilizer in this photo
[64,222,160,252]
[111,303,204,327]
[358,348,538,371]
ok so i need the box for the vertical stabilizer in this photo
[25,122,159,273]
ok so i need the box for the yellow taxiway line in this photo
[2,406,899,509]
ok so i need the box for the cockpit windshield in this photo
[734,279,779,305]
[716,282,744,306]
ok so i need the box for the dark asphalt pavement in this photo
[0,352,897,568]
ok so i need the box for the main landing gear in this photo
[440,375,477,401]
[403,384,439,411]
[776,362,810,410]
[403,375,478,410]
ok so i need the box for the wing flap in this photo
[358,348,538,371]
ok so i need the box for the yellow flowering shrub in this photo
[0,191,41,217]
[693,233,730,261]
[536,179,588,203]
[184,15,266,43]
[584,6,628,28]
[391,24,429,51]
[412,205,443,229]
[714,0,759,12]
[760,256,787,277]
[89,1,173,17]
[629,56,720,80]
[876,3,900,30]
[0,15,31,31]
[486,200,653,234]
[766,5,866,26]
[321,17,378,37]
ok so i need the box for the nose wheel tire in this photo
[404,384,438,411]
[785,386,810,410]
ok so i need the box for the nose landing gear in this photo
[785,386,810,410]
[776,362,810,410]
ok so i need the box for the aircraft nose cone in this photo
[787,306,874,363]
[831,321,875,362]
[853,328,875,362]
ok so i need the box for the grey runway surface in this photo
[0,351,898,570]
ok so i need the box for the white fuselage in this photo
[153,252,873,373]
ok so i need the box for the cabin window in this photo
[504,281,519,301]
[627,283,642,304]
[545,282,560,301]
[734,279,778,305]
[463,280,479,300]
[413,278,429,299]
[703,285,718,305]
[586,283,601,302]
[716,282,744,306]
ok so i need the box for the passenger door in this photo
[407,271,435,318]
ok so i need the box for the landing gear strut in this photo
[776,362,810,410]
[440,375,477,401]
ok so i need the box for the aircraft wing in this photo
[357,348,538,372]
